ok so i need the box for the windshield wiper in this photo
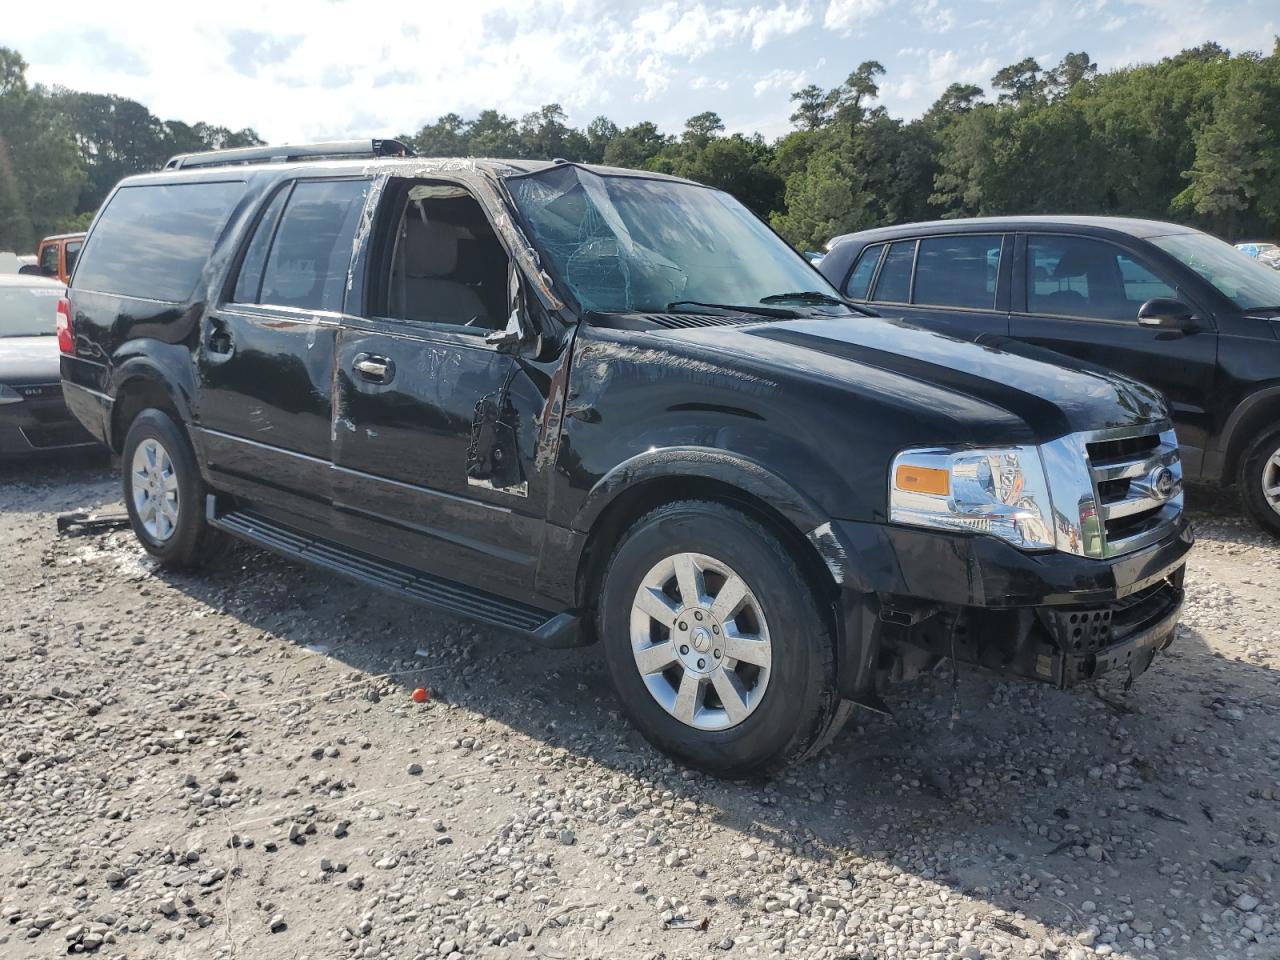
[759,290,848,306]
[666,300,798,319]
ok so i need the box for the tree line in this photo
[2,40,1278,255]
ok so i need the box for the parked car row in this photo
[817,217,1280,537]
[0,274,100,457]
[58,140,1193,776]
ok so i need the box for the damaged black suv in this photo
[61,140,1193,777]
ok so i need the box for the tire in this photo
[1238,425,1280,539]
[121,408,228,569]
[598,500,847,778]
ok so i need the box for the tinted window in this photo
[64,241,82,277]
[73,182,244,301]
[872,240,915,303]
[844,244,882,300]
[232,187,291,303]
[1027,235,1177,321]
[914,234,1001,309]
[39,244,59,276]
[257,179,369,312]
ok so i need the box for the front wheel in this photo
[1239,425,1280,539]
[122,408,227,569]
[598,500,847,778]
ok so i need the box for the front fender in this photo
[570,445,832,536]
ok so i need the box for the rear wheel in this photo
[598,500,847,778]
[122,408,227,569]
[1239,426,1280,539]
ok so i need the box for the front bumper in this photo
[0,386,99,456]
[826,515,1192,694]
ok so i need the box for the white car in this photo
[1235,241,1280,269]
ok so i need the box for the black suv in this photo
[61,142,1192,777]
[818,217,1280,537]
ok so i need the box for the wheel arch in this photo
[571,449,843,629]
[108,362,191,454]
[1221,384,1280,482]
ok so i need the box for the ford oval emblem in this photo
[1153,467,1176,498]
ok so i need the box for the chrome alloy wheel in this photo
[1264,446,1280,518]
[131,437,180,541]
[629,552,772,731]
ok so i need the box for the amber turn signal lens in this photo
[895,465,950,496]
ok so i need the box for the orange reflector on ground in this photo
[895,465,950,496]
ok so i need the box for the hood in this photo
[670,316,1168,442]
[0,336,61,386]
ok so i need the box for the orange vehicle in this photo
[34,233,86,283]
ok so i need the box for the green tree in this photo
[0,49,84,251]
[788,84,834,130]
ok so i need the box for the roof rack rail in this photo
[164,138,414,170]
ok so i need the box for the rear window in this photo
[844,244,882,300]
[872,241,915,303]
[73,181,244,302]
[253,179,369,313]
[0,283,64,337]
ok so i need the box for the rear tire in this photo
[121,408,227,569]
[1239,426,1280,539]
[598,500,846,778]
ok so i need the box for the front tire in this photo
[1239,425,1280,539]
[598,500,846,778]
[122,408,227,569]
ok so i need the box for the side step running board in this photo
[207,498,583,647]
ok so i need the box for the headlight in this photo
[889,445,1055,550]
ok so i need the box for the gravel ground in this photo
[0,454,1277,960]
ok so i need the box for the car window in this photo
[256,180,370,313]
[871,241,915,303]
[382,186,510,330]
[1153,231,1280,311]
[73,181,245,302]
[232,186,292,304]
[1027,235,1175,321]
[844,244,882,300]
[0,284,64,337]
[914,235,1001,309]
[39,244,59,276]
[64,241,82,277]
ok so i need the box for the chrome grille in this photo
[1041,423,1183,559]
[1086,427,1182,556]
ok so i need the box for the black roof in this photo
[830,215,1202,248]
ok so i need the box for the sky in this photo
[3,0,1277,144]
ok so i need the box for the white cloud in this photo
[752,67,809,96]
[747,1,814,49]
[824,0,889,33]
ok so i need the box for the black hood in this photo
[0,336,60,386]
[670,316,1168,441]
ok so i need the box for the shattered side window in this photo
[509,166,843,314]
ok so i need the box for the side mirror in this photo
[1137,297,1197,332]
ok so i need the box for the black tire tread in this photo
[1238,426,1280,540]
[121,409,228,570]
[599,499,847,778]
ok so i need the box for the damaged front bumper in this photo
[825,515,1193,697]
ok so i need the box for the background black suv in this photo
[818,217,1280,536]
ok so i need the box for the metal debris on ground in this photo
[56,511,131,536]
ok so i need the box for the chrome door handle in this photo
[352,354,393,383]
